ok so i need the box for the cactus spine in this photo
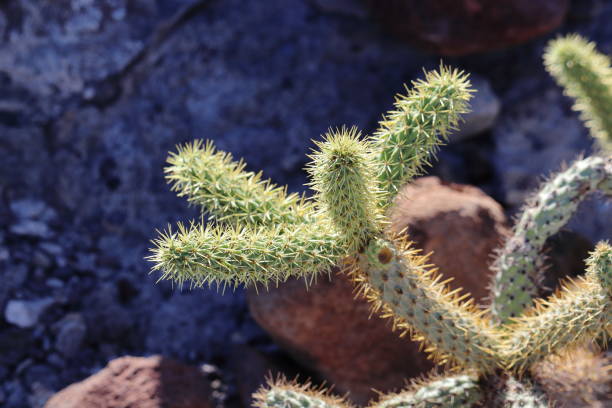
[149,34,612,408]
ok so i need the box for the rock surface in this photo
[45,356,213,408]
[248,177,509,404]
[366,0,569,55]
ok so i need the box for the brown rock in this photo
[45,356,213,408]
[390,177,508,302]
[247,176,508,405]
[365,0,569,56]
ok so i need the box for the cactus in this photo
[148,35,612,407]
[544,34,612,151]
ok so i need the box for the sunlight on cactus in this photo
[149,35,612,408]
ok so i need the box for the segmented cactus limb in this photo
[347,237,501,372]
[372,373,482,408]
[501,243,612,373]
[148,222,345,288]
[254,378,352,408]
[165,140,315,226]
[490,155,612,324]
[307,127,384,252]
[533,346,612,408]
[372,66,473,205]
[493,376,550,408]
[544,34,612,151]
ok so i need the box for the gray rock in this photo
[0,247,9,262]
[10,220,52,239]
[4,298,55,328]
[28,382,54,408]
[9,199,54,221]
[54,313,87,358]
[452,75,501,141]
[3,380,26,408]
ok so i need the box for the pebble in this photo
[10,199,48,219]
[4,298,55,328]
[452,75,501,141]
[10,220,52,239]
[54,313,87,357]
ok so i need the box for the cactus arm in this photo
[307,127,384,252]
[371,66,473,206]
[494,377,549,408]
[490,156,612,324]
[349,237,501,372]
[373,374,483,408]
[254,379,352,408]
[501,243,611,373]
[544,34,612,152]
[165,140,315,226]
[148,221,346,288]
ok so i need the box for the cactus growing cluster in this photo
[149,35,612,407]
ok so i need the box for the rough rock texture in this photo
[366,0,569,55]
[248,177,508,404]
[45,356,213,408]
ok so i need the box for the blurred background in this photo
[0,0,610,407]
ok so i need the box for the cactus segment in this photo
[373,374,482,408]
[349,237,501,372]
[165,140,315,226]
[501,244,611,373]
[587,241,612,295]
[148,221,346,289]
[372,66,473,205]
[491,156,612,324]
[544,34,612,151]
[494,377,549,408]
[254,378,351,408]
[307,127,384,252]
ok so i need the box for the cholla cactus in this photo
[149,35,612,408]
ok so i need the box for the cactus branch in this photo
[490,155,612,324]
[148,221,346,288]
[254,378,352,408]
[501,243,612,373]
[348,237,501,372]
[372,66,473,205]
[307,127,384,252]
[544,34,612,152]
[493,376,549,408]
[372,373,483,408]
[165,140,315,226]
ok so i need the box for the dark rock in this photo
[452,75,500,141]
[3,380,26,408]
[10,220,52,239]
[54,313,87,358]
[366,0,569,55]
[45,356,214,408]
[83,284,133,343]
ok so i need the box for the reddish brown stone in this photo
[390,177,508,302]
[248,177,508,404]
[45,356,213,408]
[365,0,569,56]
